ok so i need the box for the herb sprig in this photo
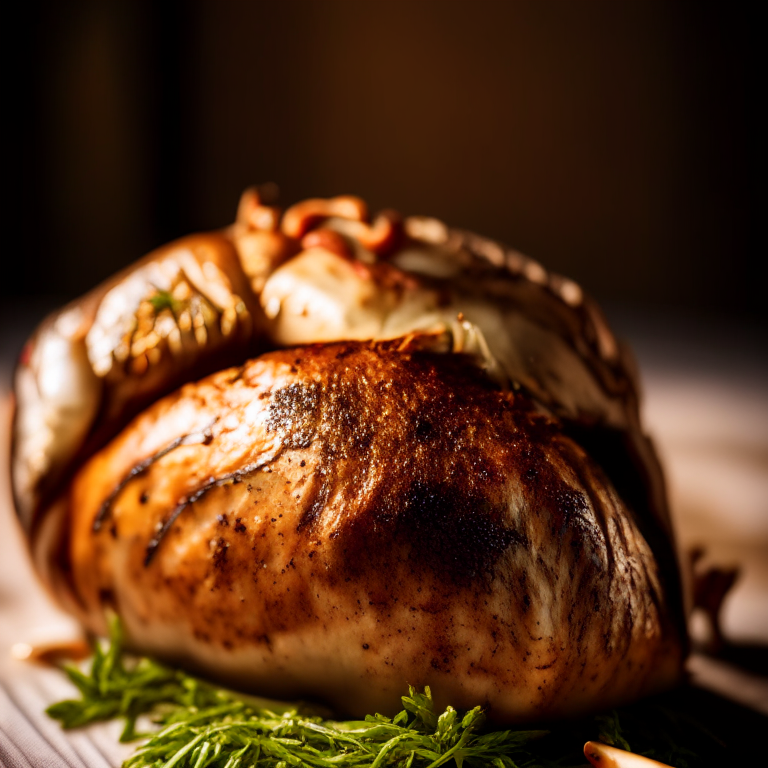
[46,617,708,768]
[47,617,556,768]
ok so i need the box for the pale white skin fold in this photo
[12,190,685,723]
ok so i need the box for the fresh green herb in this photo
[47,618,708,768]
[148,289,180,314]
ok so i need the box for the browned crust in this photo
[62,341,683,721]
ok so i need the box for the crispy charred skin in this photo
[62,342,683,722]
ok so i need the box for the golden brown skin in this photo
[61,341,683,722]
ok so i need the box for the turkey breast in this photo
[56,339,682,722]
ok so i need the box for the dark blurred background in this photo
[2,1,765,343]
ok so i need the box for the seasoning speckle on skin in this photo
[266,382,320,449]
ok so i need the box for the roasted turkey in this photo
[11,188,686,722]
